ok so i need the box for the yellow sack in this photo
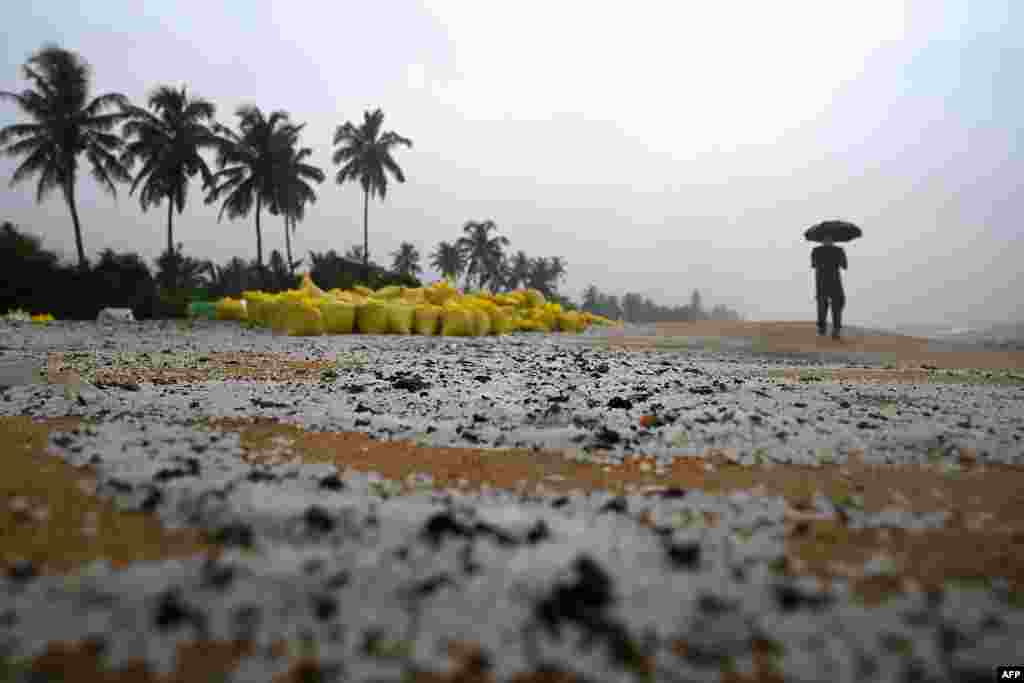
[215,297,247,321]
[283,300,325,336]
[471,308,492,336]
[352,285,374,297]
[387,303,415,334]
[374,285,403,300]
[413,304,441,335]
[557,311,584,333]
[400,287,426,305]
[491,307,514,335]
[527,309,554,332]
[523,289,546,309]
[441,306,472,336]
[301,272,326,298]
[517,319,543,332]
[356,300,390,334]
[319,300,356,334]
[426,282,458,306]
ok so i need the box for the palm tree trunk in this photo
[65,179,87,270]
[165,197,176,291]
[284,214,294,280]
[362,188,369,285]
[167,197,174,257]
[255,194,264,288]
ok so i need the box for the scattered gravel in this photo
[1,319,1022,681]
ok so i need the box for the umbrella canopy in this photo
[805,220,862,243]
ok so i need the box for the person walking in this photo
[811,237,847,339]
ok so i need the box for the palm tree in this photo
[581,284,600,312]
[119,85,219,288]
[504,250,532,291]
[526,256,567,298]
[266,123,324,279]
[0,44,132,269]
[429,241,465,283]
[332,108,412,284]
[344,244,372,266]
[456,220,509,292]
[390,241,421,279]
[205,105,299,285]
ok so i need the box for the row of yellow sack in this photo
[215,295,603,336]
[212,275,617,336]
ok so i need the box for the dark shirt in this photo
[811,245,846,294]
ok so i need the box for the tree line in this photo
[2,43,739,322]
[579,285,742,323]
[0,44,414,291]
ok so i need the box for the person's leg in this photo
[816,294,828,335]
[832,291,845,339]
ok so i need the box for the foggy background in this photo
[2,0,1021,331]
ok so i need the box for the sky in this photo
[1,0,1021,329]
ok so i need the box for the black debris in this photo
[303,505,335,534]
[607,396,633,410]
[420,511,472,549]
[665,541,701,571]
[250,397,289,409]
[392,375,432,392]
[318,474,345,491]
[598,497,629,515]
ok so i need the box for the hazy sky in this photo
[2,1,1021,328]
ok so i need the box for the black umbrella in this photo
[805,220,862,243]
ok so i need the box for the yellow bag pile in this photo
[523,289,546,308]
[425,280,460,306]
[214,271,613,337]
[387,303,415,334]
[471,307,492,336]
[281,298,325,336]
[215,297,247,321]
[356,300,390,334]
[399,287,426,305]
[413,304,441,335]
[441,304,472,336]
[557,310,585,333]
[242,291,274,326]
[374,285,403,300]
[319,300,356,334]
[490,307,515,334]
[301,272,326,298]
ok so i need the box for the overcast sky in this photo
[2,1,1021,329]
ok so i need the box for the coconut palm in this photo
[390,241,421,279]
[332,108,412,284]
[504,250,532,291]
[119,85,219,287]
[456,220,509,292]
[526,256,567,298]
[0,44,132,269]
[205,105,299,285]
[429,241,465,284]
[266,123,324,279]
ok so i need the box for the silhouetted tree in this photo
[266,122,323,279]
[429,241,465,283]
[332,108,412,284]
[456,220,509,291]
[0,45,131,269]
[504,250,532,291]
[205,106,300,286]
[390,241,421,279]
[119,85,218,287]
